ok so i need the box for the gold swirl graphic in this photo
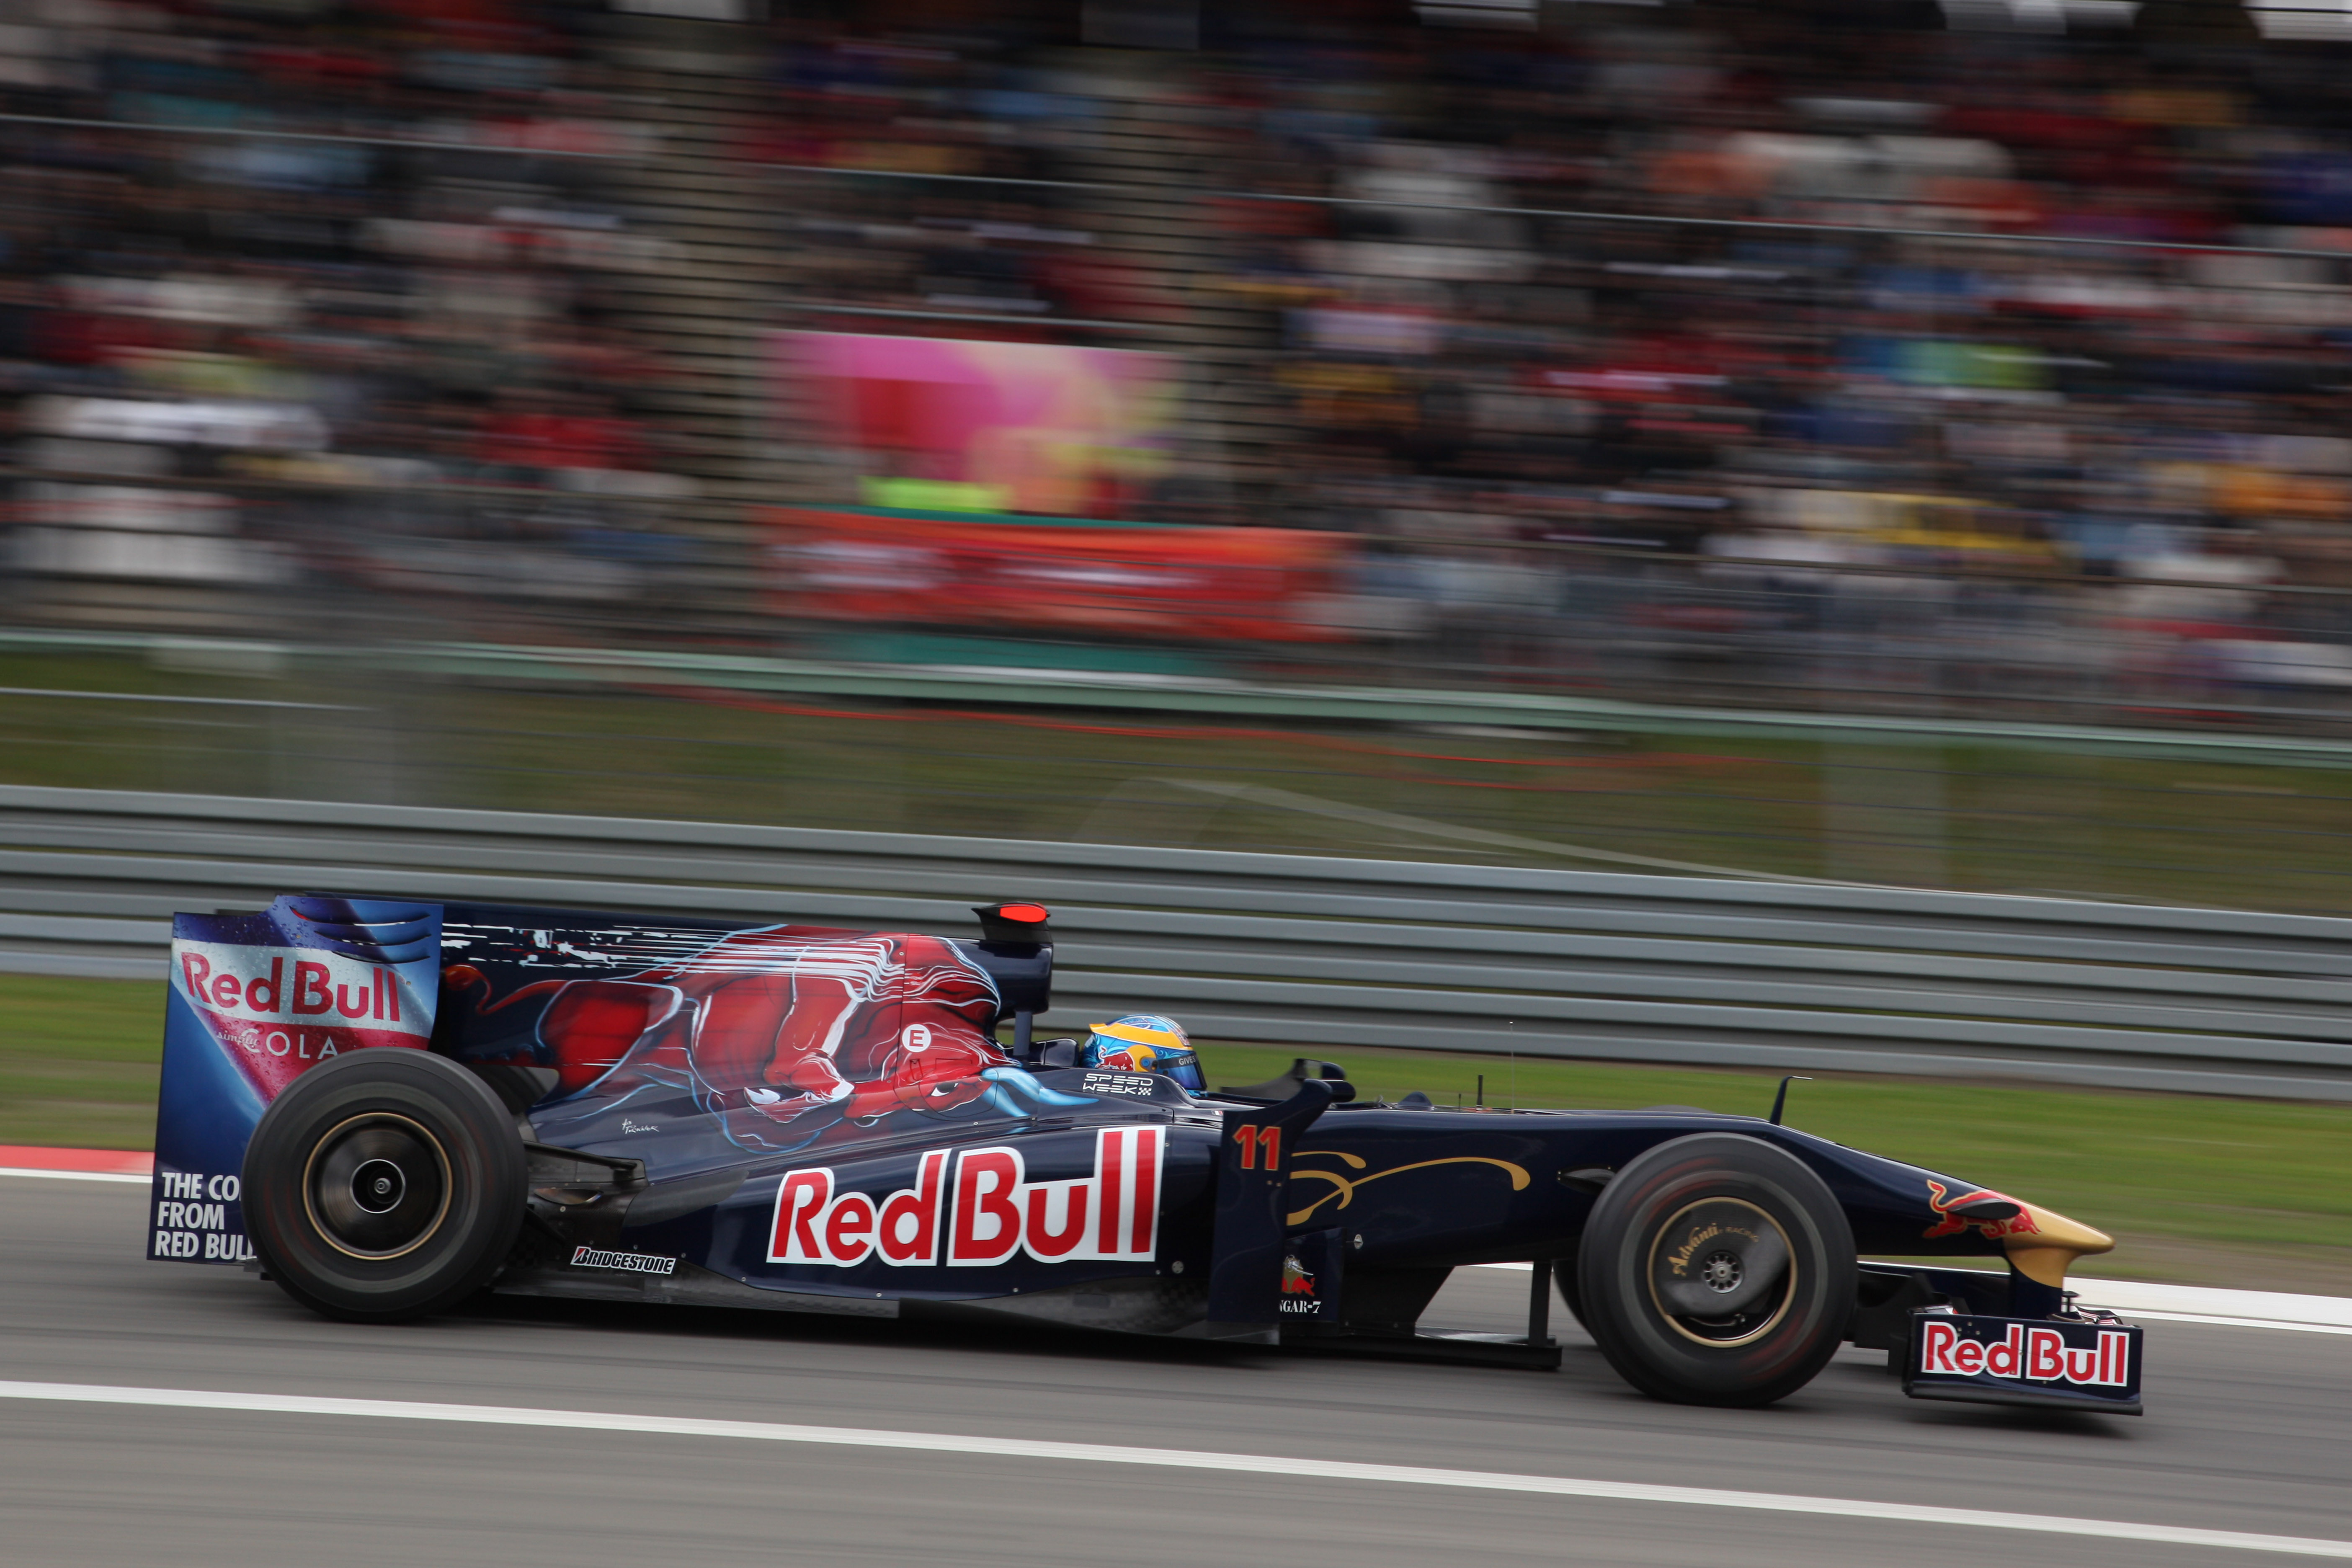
[1285,1151,1532,1226]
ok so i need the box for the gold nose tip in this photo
[2006,1202,2115,1287]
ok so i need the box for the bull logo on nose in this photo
[1923,1179,2039,1241]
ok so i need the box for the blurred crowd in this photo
[8,2,2352,712]
[0,0,691,606]
[750,3,2352,707]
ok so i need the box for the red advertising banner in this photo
[763,508,1356,643]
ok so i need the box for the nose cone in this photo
[2008,1200,2115,1287]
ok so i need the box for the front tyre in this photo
[242,1050,526,1322]
[1576,1133,1854,1407]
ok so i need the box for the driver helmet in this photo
[1082,1014,1204,1092]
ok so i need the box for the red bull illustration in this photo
[440,920,1092,1160]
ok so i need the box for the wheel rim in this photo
[1646,1197,1796,1347]
[302,1113,452,1260]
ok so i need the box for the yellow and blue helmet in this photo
[1082,1014,1203,1091]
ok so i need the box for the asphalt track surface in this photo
[4,1177,2345,1567]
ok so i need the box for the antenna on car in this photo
[1769,1075,1812,1126]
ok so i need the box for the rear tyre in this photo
[1576,1133,1854,1407]
[242,1050,526,1322]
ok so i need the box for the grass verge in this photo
[0,976,165,1151]
[13,650,2352,911]
[5,977,2347,1293]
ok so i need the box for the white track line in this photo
[1480,1262,2352,1336]
[2083,1281,2352,1329]
[0,1380,2341,1559]
[2111,1310,2352,1337]
[0,1167,146,1184]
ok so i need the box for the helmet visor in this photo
[1081,1035,1204,1093]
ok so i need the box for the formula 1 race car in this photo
[149,895,2142,1414]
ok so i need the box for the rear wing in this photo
[148,895,1055,1266]
[151,896,442,1264]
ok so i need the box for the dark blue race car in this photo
[147,895,2141,1414]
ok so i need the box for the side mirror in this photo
[1217,1057,1350,1101]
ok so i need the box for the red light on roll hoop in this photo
[995,903,1050,923]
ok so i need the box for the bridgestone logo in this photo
[570,1245,677,1276]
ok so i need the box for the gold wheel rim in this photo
[1646,1196,1797,1348]
[300,1112,454,1261]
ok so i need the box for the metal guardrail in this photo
[6,785,2349,1102]
[18,627,2352,770]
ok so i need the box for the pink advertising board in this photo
[779,333,1181,518]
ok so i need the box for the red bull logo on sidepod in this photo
[1918,1320,2133,1387]
[768,1127,1164,1268]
